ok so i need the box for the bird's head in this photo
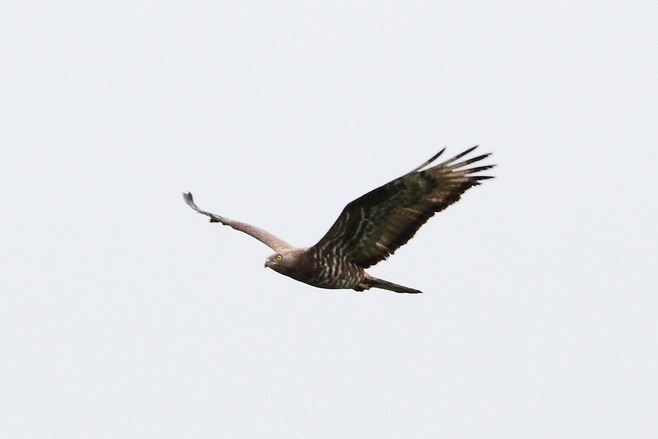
[264,248,307,277]
[265,250,288,274]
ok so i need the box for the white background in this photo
[1,1,656,437]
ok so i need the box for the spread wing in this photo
[311,146,494,268]
[183,192,294,253]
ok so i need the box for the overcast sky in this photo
[1,1,657,438]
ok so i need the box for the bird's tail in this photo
[357,274,423,294]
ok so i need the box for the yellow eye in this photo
[275,254,283,261]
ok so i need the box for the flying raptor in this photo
[184,146,494,294]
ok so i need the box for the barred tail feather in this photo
[357,274,423,294]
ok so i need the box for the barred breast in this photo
[303,247,365,290]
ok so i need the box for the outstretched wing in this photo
[311,146,494,268]
[183,192,294,253]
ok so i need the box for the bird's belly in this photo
[304,259,364,290]
[306,276,360,290]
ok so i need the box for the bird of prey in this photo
[184,146,494,294]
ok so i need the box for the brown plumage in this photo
[184,146,494,294]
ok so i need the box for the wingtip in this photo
[183,192,203,212]
[410,148,447,173]
[429,148,446,163]
[459,144,479,158]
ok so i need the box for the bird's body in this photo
[184,146,494,294]
[266,247,366,290]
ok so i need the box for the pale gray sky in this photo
[1,1,657,438]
